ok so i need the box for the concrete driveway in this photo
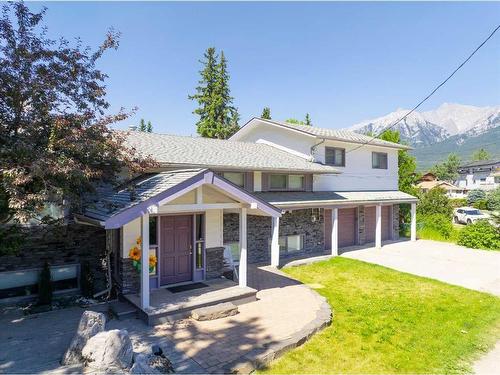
[341,239,500,296]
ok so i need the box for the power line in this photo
[347,23,500,154]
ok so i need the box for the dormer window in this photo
[372,152,388,169]
[269,174,305,191]
[325,147,345,167]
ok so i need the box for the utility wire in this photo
[347,23,500,154]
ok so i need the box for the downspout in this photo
[310,138,326,162]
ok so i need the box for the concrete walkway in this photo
[341,239,500,296]
[0,265,330,374]
[341,239,500,374]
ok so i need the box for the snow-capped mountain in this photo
[349,103,500,147]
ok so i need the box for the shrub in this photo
[37,262,53,306]
[457,220,500,250]
[419,214,455,239]
[486,187,500,211]
[417,188,453,218]
[467,189,486,205]
[80,261,95,298]
[450,198,467,208]
[473,199,488,210]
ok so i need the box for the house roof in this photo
[417,180,462,191]
[81,169,282,228]
[255,190,417,209]
[232,118,412,150]
[121,131,339,174]
[459,159,500,169]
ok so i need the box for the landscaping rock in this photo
[61,310,106,365]
[82,329,133,371]
[191,302,238,321]
[130,353,174,374]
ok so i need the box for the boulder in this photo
[130,353,174,374]
[191,302,238,321]
[61,310,106,365]
[82,329,133,371]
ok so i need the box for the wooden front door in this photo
[160,215,193,285]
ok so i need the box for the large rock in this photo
[82,329,133,371]
[191,302,238,321]
[61,310,106,365]
[130,353,174,374]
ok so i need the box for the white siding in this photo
[122,217,141,258]
[254,171,262,192]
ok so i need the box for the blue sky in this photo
[36,1,500,135]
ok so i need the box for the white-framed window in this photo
[325,147,345,167]
[269,234,304,255]
[372,152,388,169]
[269,174,305,191]
[223,172,245,187]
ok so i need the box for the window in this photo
[270,234,304,255]
[372,152,388,169]
[223,172,245,187]
[325,147,345,167]
[269,174,305,191]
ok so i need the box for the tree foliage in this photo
[417,187,453,218]
[467,189,486,205]
[305,113,312,126]
[430,153,461,182]
[472,148,490,161]
[286,118,304,125]
[189,47,239,139]
[261,107,271,119]
[138,119,153,132]
[0,2,156,223]
[378,129,418,194]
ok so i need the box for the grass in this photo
[400,225,462,244]
[259,258,500,374]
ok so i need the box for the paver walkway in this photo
[0,265,330,374]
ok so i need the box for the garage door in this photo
[324,208,357,249]
[364,206,392,243]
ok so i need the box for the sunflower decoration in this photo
[136,236,142,246]
[149,254,158,273]
[129,246,141,261]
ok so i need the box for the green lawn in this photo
[260,258,500,374]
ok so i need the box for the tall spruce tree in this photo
[138,119,147,132]
[305,113,312,126]
[261,107,271,119]
[189,48,239,139]
[146,121,153,132]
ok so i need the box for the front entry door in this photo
[160,215,193,285]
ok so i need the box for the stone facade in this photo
[0,223,108,292]
[392,204,400,240]
[357,206,366,245]
[223,209,325,264]
[117,258,140,295]
[206,247,224,280]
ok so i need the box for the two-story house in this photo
[456,159,500,192]
[73,118,417,323]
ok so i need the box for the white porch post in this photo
[140,213,150,309]
[410,202,417,242]
[271,216,280,267]
[375,204,382,249]
[239,207,248,287]
[331,208,338,256]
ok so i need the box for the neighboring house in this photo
[1,118,417,322]
[417,173,467,198]
[456,159,500,191]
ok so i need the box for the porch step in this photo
[191,302,239,321]
[109,299,140,320]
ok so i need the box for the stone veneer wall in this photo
[357,206,366,245]
[118,258,140,294]
[0,223,108,291]
[392,204,400,240]
[223,209,325,264]
[206,247,224,279]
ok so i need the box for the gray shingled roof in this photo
[256,190,417,207]
[121,131,339,174]
[247,118,412,150]
[459,159,500,168]
[84,169,205,222]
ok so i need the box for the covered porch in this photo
[80,168,282,321]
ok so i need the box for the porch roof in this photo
[255,190,418,209]
[80,168,282,228]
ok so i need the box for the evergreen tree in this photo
[431,154,461,181]
[261,107,271,119]
[305,113,312,126]
[146,121,153,133]
[472,148,490,161]
[138,119,147,132]
[189,48,238,139]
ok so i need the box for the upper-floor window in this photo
[269,174,305,191]
[372,152,388,169]
[325,147,345,167]
[223,172,245,187]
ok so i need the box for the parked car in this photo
[453,207,490,225]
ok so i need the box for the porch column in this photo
[271,216,280,267]
[239,207,248,287]
[375,204,382,249]
[140,213,150,309]
[410,202,417,242]
[331,208,338,256]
